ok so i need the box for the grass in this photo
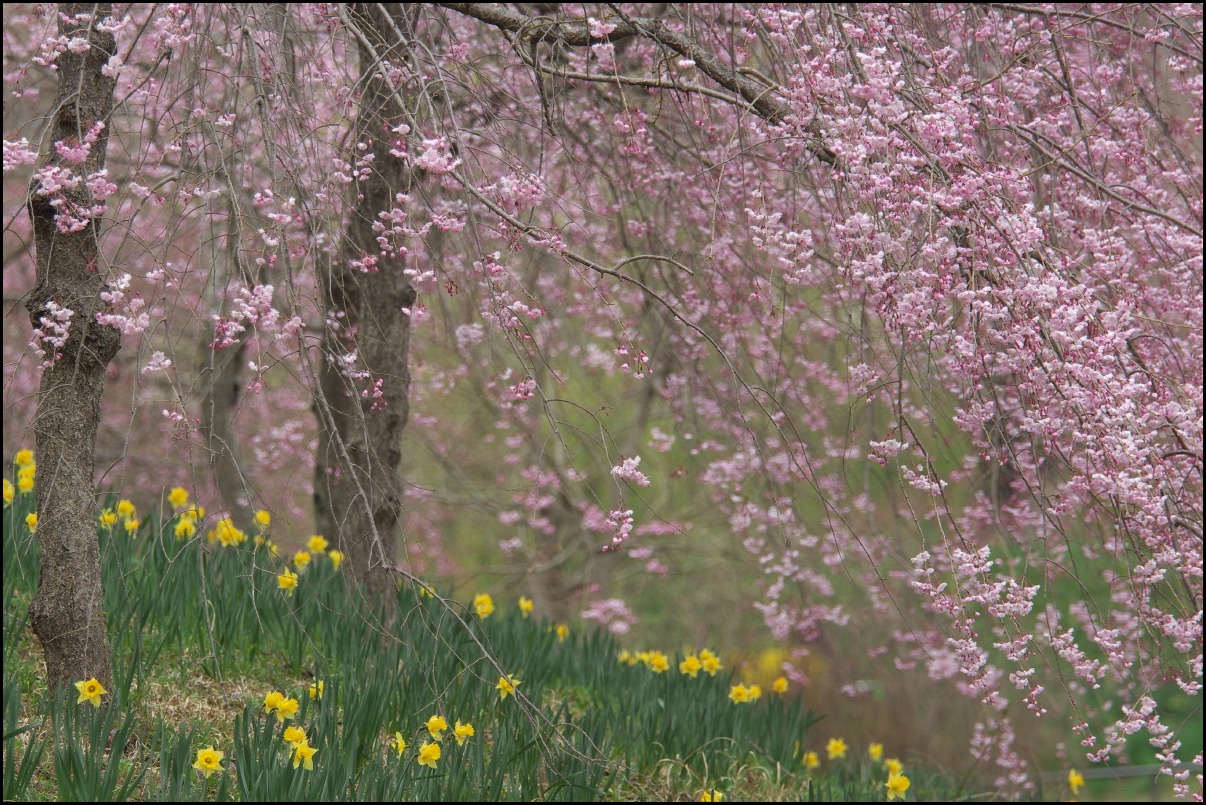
[1,485,1077,802]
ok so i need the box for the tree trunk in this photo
[313,3,418,612]
[25,3,121,692]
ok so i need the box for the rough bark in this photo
[313,3,418,612]
[25,2,121,692]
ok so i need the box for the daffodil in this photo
[25,513,37,533]
[307,534,328,553]
[292,741,317,771]
[729,684,750,704]
[869,742,884,762]
[454,720,475,746]
[278,569,298,595]
[747,684,762,701]
[391,731,407,757]
[3,479,13,507]
[474,592,495,618]
[699,648,722,676]
[74,678,106,707]
[328,549,344,569]
[496,674,520,700]
[827,737,847,760]
[283,726,307,748]
[14,449,34,467]
[1068,769,1085,796]
[193,746,224,778]
[293,550,311,571]
[648,651,670,672]
[679,655,702,677]
[17,466,34,494]
[618,650,636,665]
[417,741,441,769]
[518,596,534,616]
[174,518,196,540]
[264,690,285,713]
[99,508,117,528]
[773,676,788,693]
[886,772,910,801]
[885,758,904,776]
[116,499,136,520]
[255,509,271,528]
[210,517,246,547]
[554,623,569,642]
[123,517,140,536]
[425,714,448,742]
[803,750,820,770]
[168,487,189,508]
[700,790,724,802]
[308,680,324,700]
[274,697,299,722]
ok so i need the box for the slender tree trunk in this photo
[25,2,120,692]
[314,3,418,610]
[198,4,296,528]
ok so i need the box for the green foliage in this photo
[2,488,985,802]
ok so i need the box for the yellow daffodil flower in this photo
[680,655,702,678]
[729,684,750,704]
[308,680,324,700]
[700,789,724,802]
[193,746,224,778]
[417,742,441,769]
[803,750,820,770]
[175,518,196,540]
[886,772,910,801]
[14,449,34,467]
[278,569,298,595]
[391,732,407,757]
[74,678,106,707]
[885,758,904,776]
[283,726,307,748]
[264,690,285,713]
[168,487,189,508]
[773,675,789,693]
[454,720,475,746]
[274,697,299,722]
[496,674,520,700]
[869,742,884,762]
[1068,769,1085,796]
[292,741,317,771]
[518,596,534,616]
[307,534,328,553]
[328,549,344,569]
[827,737,848,759]
[474,592,495,618]
[25,513,38,533]
[425,714,448,742]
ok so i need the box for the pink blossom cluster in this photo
[28,300,74,367]
[96,273,149,336]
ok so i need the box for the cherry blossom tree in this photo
[16,2,121,692]
[3,3,1201,794]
